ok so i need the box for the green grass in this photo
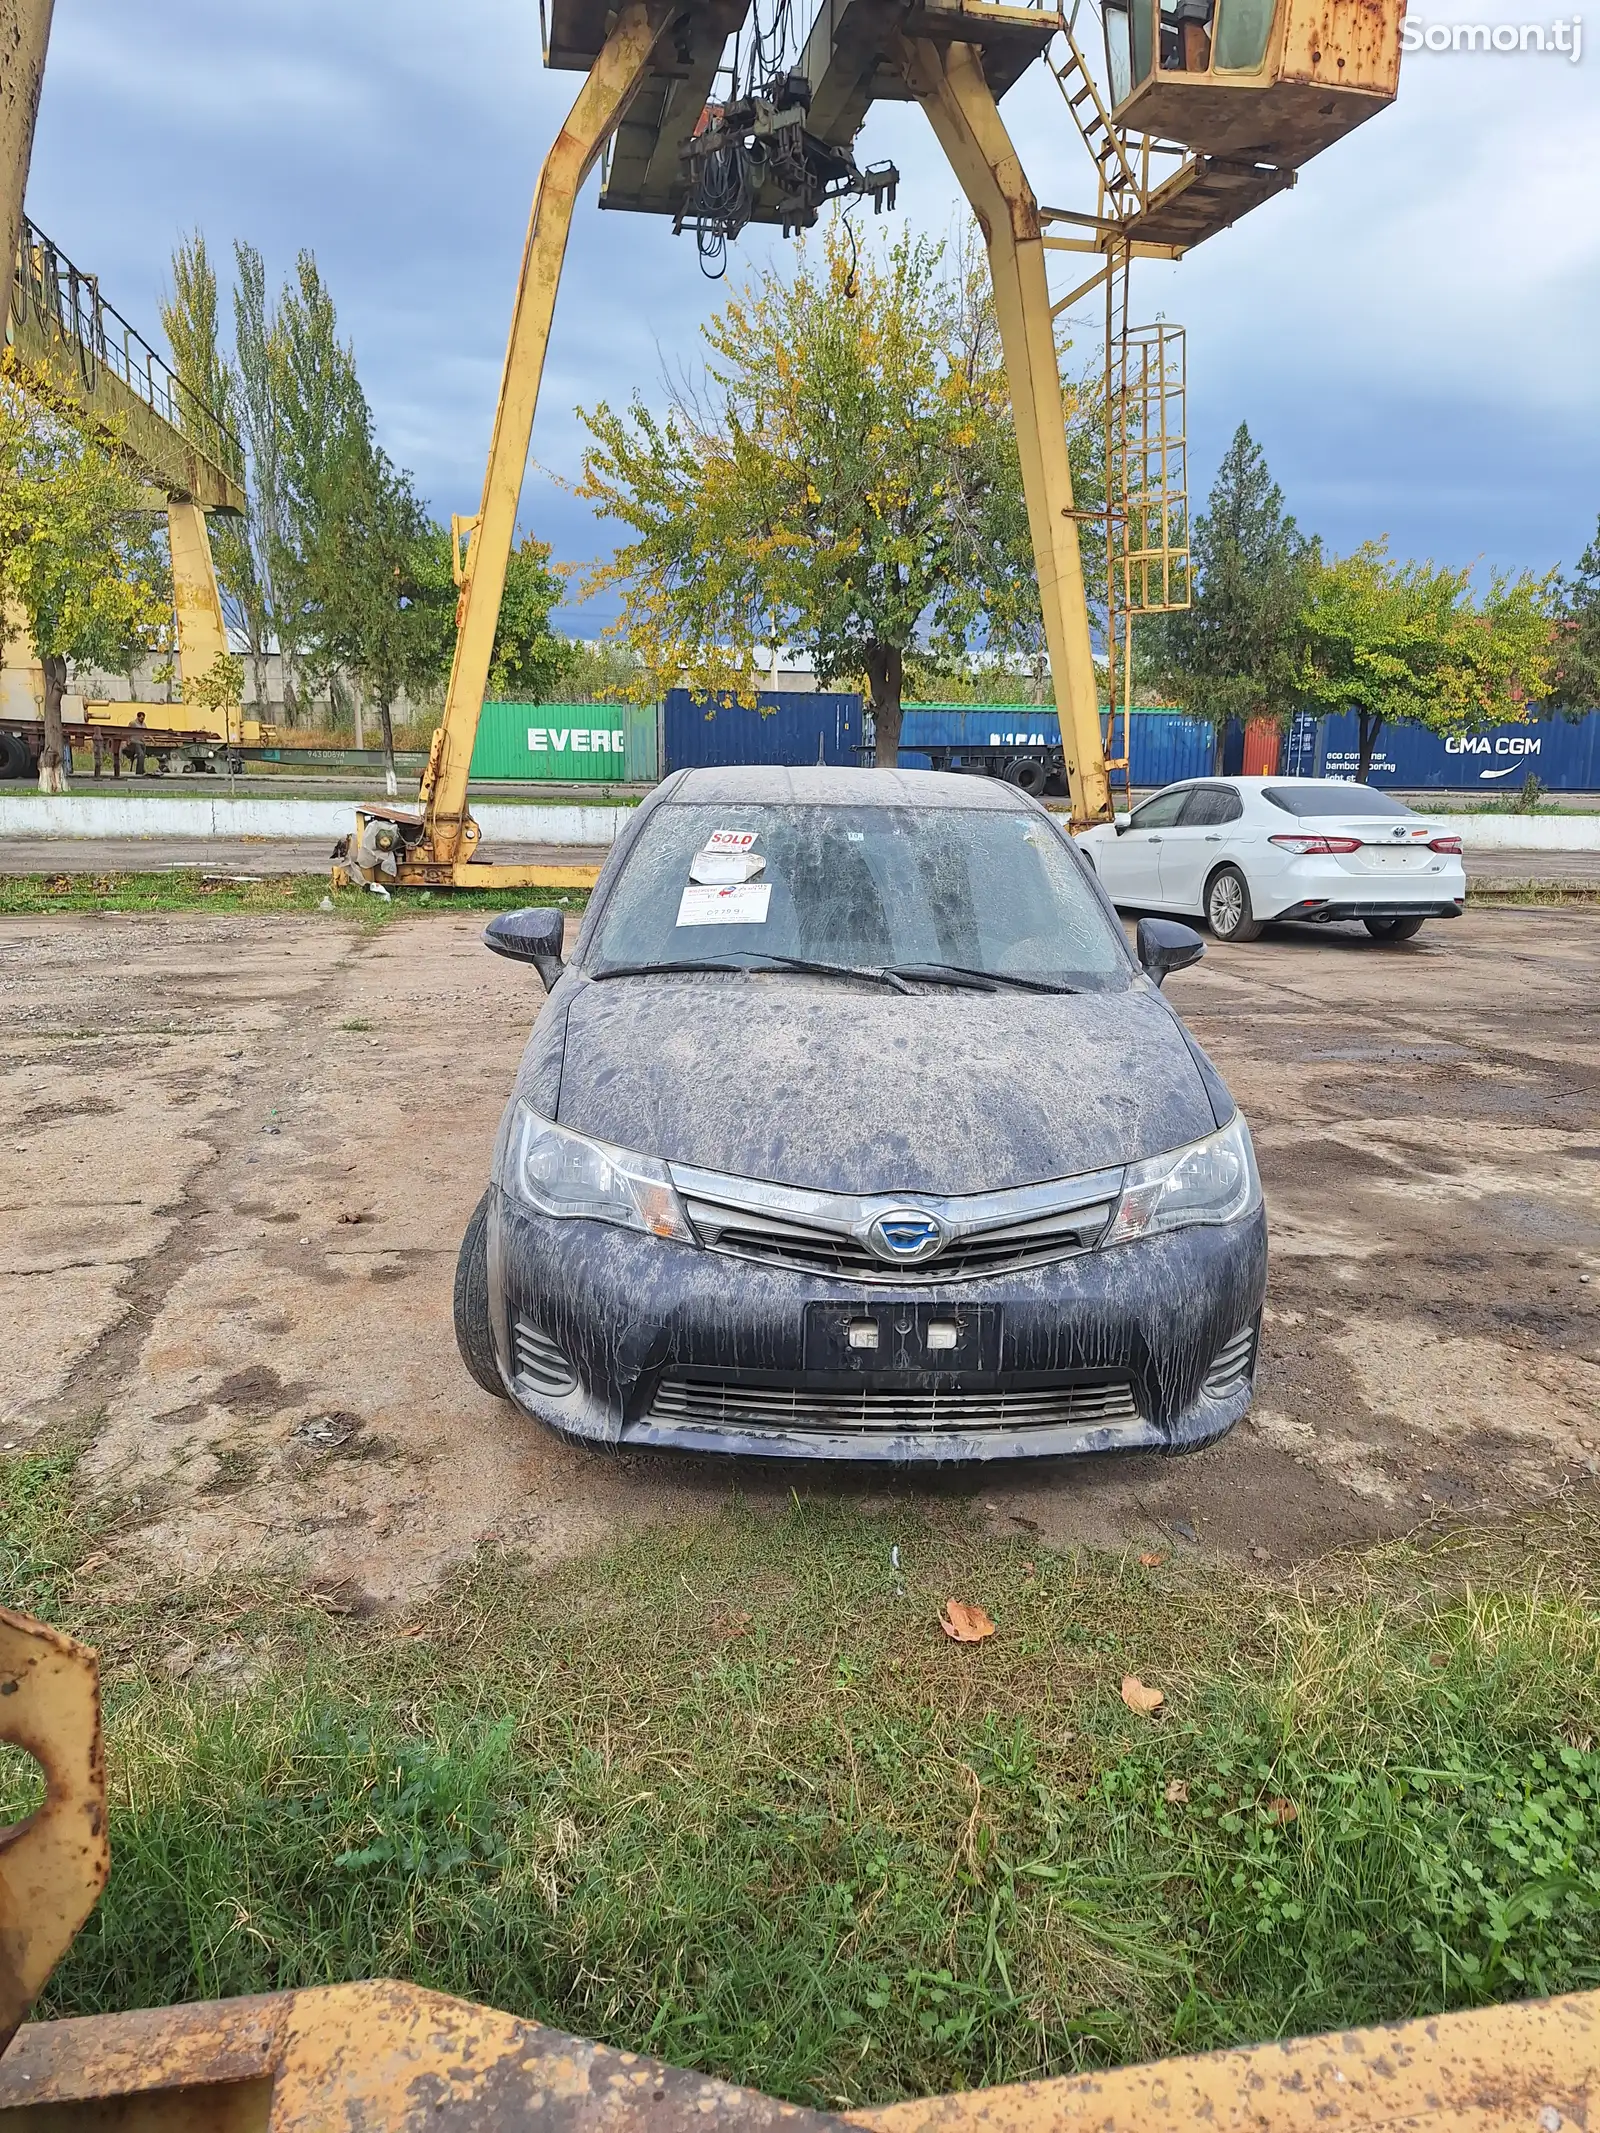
[0,873,590,920]
[1465,882,1600,907]
[5,1447,1599,2107]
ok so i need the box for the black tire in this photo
[0,731,31,779]
[454,1189,507,1398]
[1364,915,1427,941]
[1002,756,1048,796]
[1206,865,1263,943]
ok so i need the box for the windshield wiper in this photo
[887,961,1080,995]
[592,954,914,993]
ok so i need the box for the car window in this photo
[1178,786,1242,827]
[1262,783,1414,818]
[1128,787,1191,830]
[589,802,1130,987]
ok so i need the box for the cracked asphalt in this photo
[2,904,1596,1609]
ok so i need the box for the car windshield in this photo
[589,802,1129,988]
[1262,784,1415,817]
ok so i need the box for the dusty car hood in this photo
[551,976,1217,1196]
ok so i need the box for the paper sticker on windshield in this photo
[706,828,757,851]
[677,883,772,927]
[689,849,767,885]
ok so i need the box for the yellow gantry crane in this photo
[334,0,1403,890]
[4,215,254,769]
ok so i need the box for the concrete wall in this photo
[0,794,1596,851]
[0,795,632,845]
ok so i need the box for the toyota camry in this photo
[453,766,1267,1463]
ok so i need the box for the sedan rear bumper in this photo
[487,1189,1268,1463]
[1272,896,1464,922]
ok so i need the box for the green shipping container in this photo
[469,701,658,782]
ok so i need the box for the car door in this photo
[1096,786,1191,906]
[1157,785,1243,913]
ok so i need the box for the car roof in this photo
[664,765,1035,809]
[1148,776,1397,795]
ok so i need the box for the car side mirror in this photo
[484,907,566,992]
[1113,812,1132,835]
[1136,916,1205,987]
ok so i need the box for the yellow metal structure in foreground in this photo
[0,1610,107,2058]
[3,1607,1599,2129]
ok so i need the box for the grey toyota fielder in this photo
[453,765,1267,1462]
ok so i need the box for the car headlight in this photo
[501,1101,694,1241]
[1101,1112,1260,1247]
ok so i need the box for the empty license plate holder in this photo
[804,1302,1002,1376]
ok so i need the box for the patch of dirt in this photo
[3,904,1596,1603]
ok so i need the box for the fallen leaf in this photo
[941,1599,996,1643]
[1264,1797,1299,1824]
[1428,1650,1450,1669]
[398,1625,428,1640]
[711,1608,752,1642]
[1022,1560,1036,1579]
[1138,1551,1166,1568]
[1165,1778,1190,1804]
[1121,1674,1164,1715]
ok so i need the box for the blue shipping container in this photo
[663,690,862,771]
[1283,709,1600,792]
[897,707,1215,788]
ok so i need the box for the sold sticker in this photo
[676,883,772,927]
[706,829,757,851]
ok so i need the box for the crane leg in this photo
[376,0,670,888]
[897,37,1112,828]
[167,500,240,745]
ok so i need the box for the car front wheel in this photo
[1206,865,1263,943]
[454,1189,507,1398]
[1364,915,1427,941]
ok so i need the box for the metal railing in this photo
[9,216,246,491]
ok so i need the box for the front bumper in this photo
[487,1189,1268,1463]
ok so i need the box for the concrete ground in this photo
[3,839,1598,886]
[2,906,1596,1611]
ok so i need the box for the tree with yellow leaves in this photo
[576,225,1089,763]
[1294,541,1557,780]
[0,361,170,791]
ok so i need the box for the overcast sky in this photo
[26,0,1599,631]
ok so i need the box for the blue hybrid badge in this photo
[866,1208,947,1264]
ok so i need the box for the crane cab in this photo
[1101,0,1403,165]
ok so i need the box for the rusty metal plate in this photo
[0,1981,858,2131]
[0,1607,108,2055]
[852,1990,1600,2133]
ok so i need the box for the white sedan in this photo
[1078,776,1467,943]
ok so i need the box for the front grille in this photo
[680,1195,1117,1284]
[512,1318,578,1397]
[1201,1321,1258,1397]
[648,1375,1141,1435]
